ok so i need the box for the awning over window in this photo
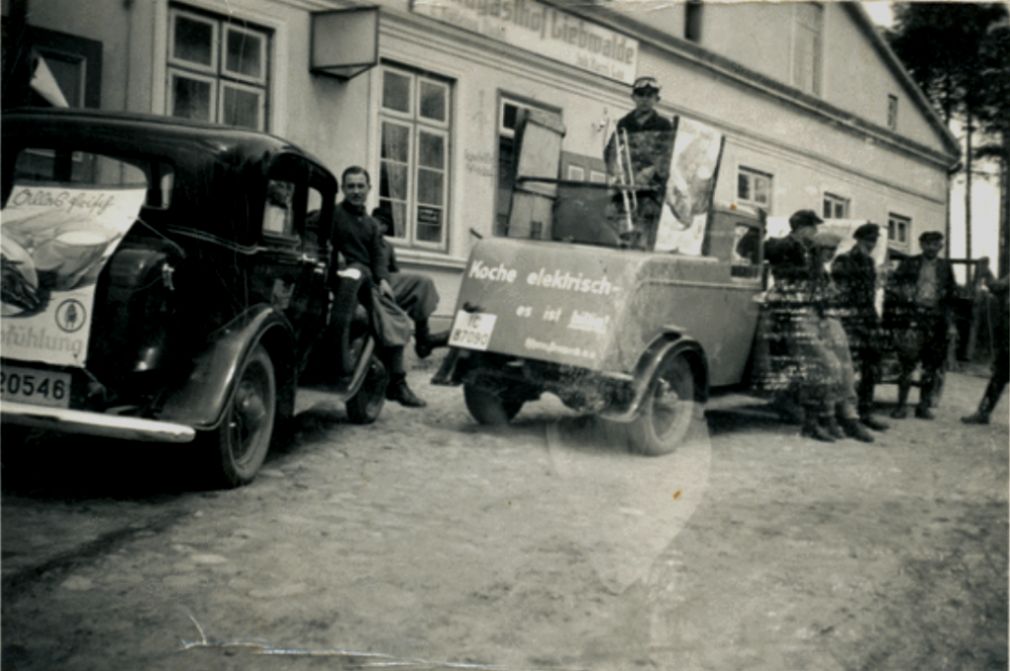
[31,56,69,107]
[311,7,379,80]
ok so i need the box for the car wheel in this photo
[207,344,276,488]
[346,356,388,425]
[621,352,698,456]
[464,383,523,426]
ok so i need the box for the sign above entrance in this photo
[412,0,639,85]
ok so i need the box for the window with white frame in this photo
[378,65,452,248]
[167,5,270,130]
[888,212,911,246]
[792,3,823,95]
[822,192,849,219]
[495,96,559,236]
[737,166,773,210]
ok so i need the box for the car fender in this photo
[157,306,295,431]
[603,329,709,423]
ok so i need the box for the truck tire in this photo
[622,352,697,455]
[346,356,388,424]
[464,384,523,425]
[205,344,276,488]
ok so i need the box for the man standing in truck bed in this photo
[604,75,675,251]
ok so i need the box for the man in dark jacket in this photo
[603,76,675,250]
[962,272,1009,424]
[830,223,888,431]
[885,230,957,419]
[332,166,425,407]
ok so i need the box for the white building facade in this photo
[2,0,961,320]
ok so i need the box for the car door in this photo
[252,154,332,362]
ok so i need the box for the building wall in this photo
[5,0,957,322]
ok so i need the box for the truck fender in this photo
[604,332,709,423]
[157,306,295,431]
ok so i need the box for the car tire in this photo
[346,356,388,425]
[464,383,523,425]
[620,352,698,456]
[206,344,276,488]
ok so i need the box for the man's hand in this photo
[379,278,394,299]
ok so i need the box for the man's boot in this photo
[859,411,889,431]
[413,320,450,359]
[387,372,426,408]
[801,414,835,443]
[891,384,910,419]
[840,417,874,443]
[961,379,1001,424]
[823,416,846,440]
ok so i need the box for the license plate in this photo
[449,311,497,351]
[0,365,72,408]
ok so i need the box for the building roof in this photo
[551,0,961,167]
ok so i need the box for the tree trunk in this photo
[1001,131,1010,277]
[965,112,974,269]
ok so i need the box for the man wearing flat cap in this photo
[830,223,889,430]
[604,75,675,249]
[885,230,957,419]
[764,209,822,282]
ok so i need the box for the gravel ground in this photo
[1,360,1006,671]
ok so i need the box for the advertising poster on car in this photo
[1,184,145,367]
[449,239,643,369]
[654,117,725,255]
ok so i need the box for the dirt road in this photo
[2,362,1006,670]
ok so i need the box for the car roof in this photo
[1,107,328,169]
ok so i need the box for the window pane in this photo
[171,75,213,121]
[379,198,408,238]
[503,103,519,131]
[379,162,408,200]
[225,28,264,80]
[823,201,831,219]
[417,168,443,205]
[381,122,410,163]
[174,15,214,67]
[737,173,751,201]
[382,71,411,113]
[222,85,262,130]
[418,131,445,169]
[37,52,84,107]
[753,176,770,205]
[419,80,446,121]
[416,205,442,242]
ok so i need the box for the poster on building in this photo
[448,239,641,369]
[653,117,725,255]
[1,184,145,367]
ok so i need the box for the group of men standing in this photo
[761,206,1003,442]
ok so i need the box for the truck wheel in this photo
[464,384,523,425]
[624,352,697,455]
[346,356,388,425]
[206,344,276,488]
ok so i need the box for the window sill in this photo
[395,247,469,271]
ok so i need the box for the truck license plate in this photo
[0,365,72,408]
[449,311,497,351]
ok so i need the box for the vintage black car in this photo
[1,108,386,487]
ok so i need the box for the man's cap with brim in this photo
[854,223,881,240]
[788,209,823,229]
[632,76,661,93]
[920,231,944,243]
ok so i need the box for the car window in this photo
[263,178,296,238]
[731,224,762,278]
[10,148,171,209]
